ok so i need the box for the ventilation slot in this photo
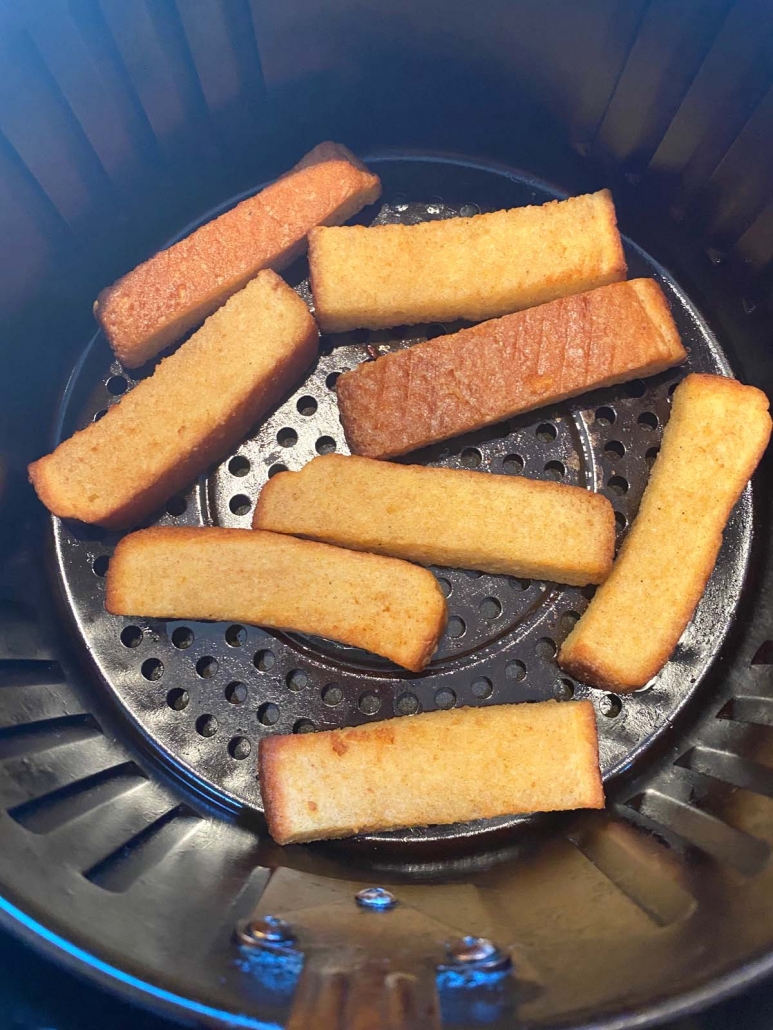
[717,695,773,725]
[622,790,770,875]
[8,761,146,835]
[0,658,65,687]
[676,746,773,798]
[0,713,101,761]
[84,805,201,893]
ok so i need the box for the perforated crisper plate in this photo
[50,156,750,846]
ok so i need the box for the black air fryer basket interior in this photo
[2,2,773,1027]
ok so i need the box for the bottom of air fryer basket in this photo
[52,155,749,851]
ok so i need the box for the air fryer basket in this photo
[2,2,773,1028]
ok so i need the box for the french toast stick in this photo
[560,374,771,692]
[336,278,686,459]
[259,700,604,844]
[29,271,317,528]
[308,188,625,333]
[106,527,447,673]
[254,454,615,585]
[96,143,381,366]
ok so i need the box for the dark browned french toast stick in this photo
[336,278,686,460]
[95,142,381,367]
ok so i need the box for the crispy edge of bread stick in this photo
[105,526,447,673]
[560,374,771,691]
[259,700,604,844]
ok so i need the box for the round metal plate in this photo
[50,156,751,845]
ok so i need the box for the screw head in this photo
[235,914,295,948]
[446,935,511,971]
[355,886,397,911]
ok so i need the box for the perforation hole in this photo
[106,375,128,396]
[503,454,524,474]
[166,688,188,710]
[326,372,341,390]
[615,511,628,531]
[277,427,298,448]
[293,719,315,734]
[608,475,629,496]
[668,381,680,397]
[535,638,557,660]
[434,687,457,709]
[172,627,193,649]
[604,440,625,459]
[646,446,660,468]
[229,494,251,516]
[92,555,110,577]
[120,625,142,648]
[460,447,482,468]
[225,681,248,705]
[595,406,616,427]
[479,597,502,620]
[544,460,565,480]
[459,203,480,217]
[555,679,575,700]
[358,692,381,715]
[286,669,308,691]
[165,495,187,517]
[93,408,107,422]
[600,694,622,718]
[297,396,317,416]
[254,649,275,671]
[436,577,452,597]
[511,578,531,591]
[196,714,218,737]
[141,658,163,681]
[471,677,493,699]
[316,436,336,455]
[228,736,251,759]
[395,692,419,715]
[536,423,557,442]
[268,463,288,478]
[225,624,247,647]
[626,379,647,398]
[257,703,280,726]
[638,411,658,431]
[560,611,580,634]
[322,683,343,706]
[505,659,526,681]
[228,455,250,477]
[196,656,218,679]
[426,323,446,339]
[446,616,466,639]
[582,584,597,601]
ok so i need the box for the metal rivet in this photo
[355,887,397,911]
[445,936,512,971]
[235,915,295,948]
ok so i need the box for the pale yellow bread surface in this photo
[308,189,626,333]
[560,374,771,692]
[95,142,381,366]
[254,454,615,585]
[106,527,446,673]
[259,700,604,844]
[336,278,686,459]
[29,272,317,529]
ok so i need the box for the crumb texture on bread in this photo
[309,189,626,333]
[29,272,317,528]
[336,278,686,459]
[259,700,604,844]
[560,374,772,692]
[105,527,446,672]
[254,454,615,585]
[95,142,381,366]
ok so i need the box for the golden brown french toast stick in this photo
[106,527,447,672]
[96,142,381,366]
[254,454,615,585]
[308,188,625,333]
[29,271,317,528]
[336,278,686,459]
[560,374,771,692]
[259,700,604,844]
